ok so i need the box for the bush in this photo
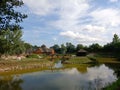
[26,54,40,59]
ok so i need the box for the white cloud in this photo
[23,0,89,16]
[60,31,104,44]
[83,25,106,32]
[90,8,120,27]
[23,0,56,15]
[22,0,120,45]
[109,0,118,2]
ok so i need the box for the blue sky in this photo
[21,0,120,47]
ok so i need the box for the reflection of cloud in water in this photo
[21,64,117,90]
[54,61,63,68]
[53,64,117,90]
[86,64,116,82]
[63,68,79,75]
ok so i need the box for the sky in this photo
[20,0,120,47]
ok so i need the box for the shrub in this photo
[26,54,40,59]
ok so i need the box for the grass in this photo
[0,67,50,76]
[95,57,120,64]
[0,58,54,75]
[87,53,120,64]
[65,56,92,64]
[62,56,92,73]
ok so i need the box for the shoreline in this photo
[0,58,54,75]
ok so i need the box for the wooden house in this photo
[33,45,55,55]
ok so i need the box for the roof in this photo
[78,49,87,52]
[37,47,54,53]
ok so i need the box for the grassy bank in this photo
[95,57,120,64]
[0,58,54,75]
[63,56,92,64]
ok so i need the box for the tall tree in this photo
[0,0,27,30]
[112,34,120,44]
[0,0,27,55]
[0,29,25,55]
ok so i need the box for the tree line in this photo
[51,34,120,56]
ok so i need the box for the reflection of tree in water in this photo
[76,67,87,73]
[105,63,120,77]
[75,78,103,90]
[0,76,23,90]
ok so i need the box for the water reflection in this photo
[0,76,23,90]
[20,64,117,90]
[105,63,120,78]
[0,64,117,90]
[54,60,63,68]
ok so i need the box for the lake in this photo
[0,63,119,90]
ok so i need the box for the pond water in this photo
[54,60,63,68]
[0,64,118,90]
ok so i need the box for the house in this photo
[33,45,55,55]
[76,49,87,56]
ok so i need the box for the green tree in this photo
[103,34,120,57]
[0,0,27,30]
[66,42,75,54]
[76,44,84,51]
[0,29,25,55]
[112,34,120,44]
[24,43,32,54]
[0,0,27,55]
[60,44,67,54]
[32,45,39,51]
[51,44,61,54]
[88,43,102,52]
[103,43,113,52]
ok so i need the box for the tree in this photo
[103,34,120,55]
[88,43,102,52]
[51,44,61,54]
[60,44,67,54]
[0,0,27,30]
[112,34,120,44]
[76,44,84,51]
[66,42,75,54]
[32,45,39,51]
[0,29,25,55]
[103,43,113,52]
[0,0,27,55]
[24,43,32,54]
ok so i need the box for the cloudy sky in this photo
[21,0,120,46]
